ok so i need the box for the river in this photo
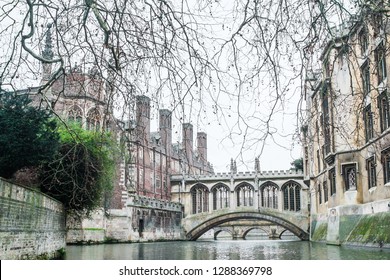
[64,239,390,260]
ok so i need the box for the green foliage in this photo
[290,158,303,171]
[40,122,117,215]
[0,92,59,179]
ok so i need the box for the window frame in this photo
[342,163,357,191]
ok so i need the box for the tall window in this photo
[359,28,368,56]
[212,184,230,210]
[364,105,374,141]
[86,108,101,130]
[382,148,390,184]
[321,85,331,155]
[191,184,209,214]
[329,168,336,196]
[323,181,329,203]
[379,91,390,132]
[260,182,279,209]
[282,181,301,212]
[68,106,82,123]
[375,43,387,84]
[342,164,357,191]
[361,62,370,96]
[367,156,377,189]
[236,183,254,207]
[318,184,322,205]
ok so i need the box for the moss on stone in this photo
[311,222,327,241]
[346,212,390,245]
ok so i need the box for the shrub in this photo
[40,122,117,215]
[0,92,59,179]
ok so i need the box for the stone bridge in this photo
[182,208,309,240]
[170,169,310,240]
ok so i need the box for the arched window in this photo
[68,106,82,124]
[260,182,279,209]
[236,183,254,207]
[282,181,301,212]
[86,108,101,130]
[212,184,230,210]
[191,184,209,214]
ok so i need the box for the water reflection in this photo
[65,240,390,260]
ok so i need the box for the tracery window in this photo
[68,106,82,124]
[260,182,279,209]
[191,184,209,214]
[212,184,230,210]
[86,108,101,130]
[236,183,254,207]
[282,181,301,212]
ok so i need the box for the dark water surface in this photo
[64,240,390,260]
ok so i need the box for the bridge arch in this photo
[186,211,309,241]
[242,227,270,240]
[214,228,234,240]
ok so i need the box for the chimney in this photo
[136,95,151,145]
[159,109,172,155]
[197,132,207,163]
[182,123,193,165]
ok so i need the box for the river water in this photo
[64,239,390,260]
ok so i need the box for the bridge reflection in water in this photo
[171,169,309,241]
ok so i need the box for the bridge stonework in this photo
[170,170,310,240]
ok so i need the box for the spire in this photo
[255,157,260,173]
[42,23,53,60]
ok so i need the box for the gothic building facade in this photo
[303,6,390,245]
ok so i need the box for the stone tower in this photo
[197,132,207,162]
[182,123,193,165]
[159,109,172,155]
[136,95,151,145]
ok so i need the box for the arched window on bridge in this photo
[212,183,230,210]
[191,184,209,214]
[260,182,279,209]
[282,181,301,212]
[236,183,254,207]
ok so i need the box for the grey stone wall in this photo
[310,199,390,248]
[0,178,66,259]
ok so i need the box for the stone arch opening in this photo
[67,105,83,124]
[235,182,255,207]
[259,181,279,209]
[86,107,101,130]
[190,184,209,214]
[211,183,230,210]
[281,180,302,212]
[186,211,309,241]
[242,227,270,240]
[214,228,234,240]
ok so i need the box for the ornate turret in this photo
[42,23,53,81]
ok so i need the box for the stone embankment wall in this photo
[311,199,390,248]
[0,178,66,259]
[66,195,184,244]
